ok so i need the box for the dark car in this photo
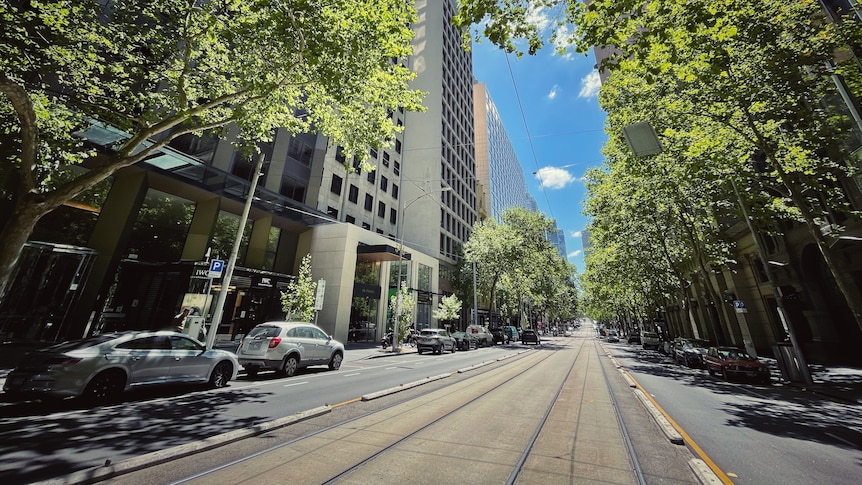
[521,329,540,345]
[451,331,478,351]
[704,346,770,384]
[627,333,641,344]
[673,338,710,367]
[490,327,510,344]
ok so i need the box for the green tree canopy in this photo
[0,0,425,298]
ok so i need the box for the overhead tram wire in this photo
[504,52,556,222]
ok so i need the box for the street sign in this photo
[314,279,326,311]
[207,259,225,279]
[733,299,747,314]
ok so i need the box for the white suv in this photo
[465,324,494,347]
[236,321,344,377]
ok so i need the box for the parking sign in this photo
[208,259,224,278]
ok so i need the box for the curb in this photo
[632,388,685,445]
[361,372,452,401]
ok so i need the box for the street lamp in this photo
[391,185,452,352]
[205,153,265,350]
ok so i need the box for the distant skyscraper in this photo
[473,82,532,223]
[548,224,568,259]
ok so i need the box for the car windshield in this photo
[720,349,755,360]
[420,329,443,336]
[643,332,658,338]
[44,334,120,352]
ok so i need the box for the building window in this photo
[362,222,371,230]
[390,208,397,224]
[367,171,376,184]
[364,194,373,211]
[382,151,390,167]
[395,139,402,154]
[327,206,338,218]
[330,174,343,195]
[380,176,388,192]
[346,215,356,224]
[394,161,400,176]
[392,184,399,200]
[348,184,359,203]
[377,201,386,218]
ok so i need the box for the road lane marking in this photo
[283,381,309,387]
[343,373,360,377]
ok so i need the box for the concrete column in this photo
[181,197,220,261]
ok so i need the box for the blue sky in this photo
[471,35,608,274]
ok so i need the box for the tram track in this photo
[167,337,651,485]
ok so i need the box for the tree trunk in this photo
[0,200,47,300]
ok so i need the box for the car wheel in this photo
[329,352,343,370]
[721,368,729,381]
[417,348,423,354]
[245,366,259,378]
[209,361,233,388]
[281,355,299,377]
[82,370,125,405]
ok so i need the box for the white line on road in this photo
[283,381,309,387]
[343,373,360,377]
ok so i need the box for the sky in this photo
[470,31,608,274]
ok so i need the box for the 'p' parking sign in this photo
[208,259,225,278]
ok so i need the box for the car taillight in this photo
[268,337,282,349]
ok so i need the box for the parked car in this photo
[490,327,510,344]
[465,324,494,347]
[641,331,661,350]
[502,326,520,342]
[451,331,477,351]
[673,338,710,367]
[416,328,456,354]
[704,346,771,383]
[521,329,540,345]
[2,331,238,403]
[236,321,344,377]
[627,333,641,344]
[606,330,620,343]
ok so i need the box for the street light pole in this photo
[730,179,812,385]
[392,185,452,352]
[206,153,265,350]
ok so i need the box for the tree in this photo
[432,294,462,328]
[388,281,415,345]
[0,0,425,299]
[456,0,862,332]
[281,254,315,323]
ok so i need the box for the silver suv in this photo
[236,322,344,377]
[465,324,494,347]
[416,328,456,354]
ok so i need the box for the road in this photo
[606,341,862,485]
[0,330,702,484]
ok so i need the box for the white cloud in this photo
[535,166,576,189]
[567,249,582,259]
[525,6,552,31]
[571,230,582,238]
[578,70,601,99]
[548,85,559,100]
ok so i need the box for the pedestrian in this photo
[169,307,190,332]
